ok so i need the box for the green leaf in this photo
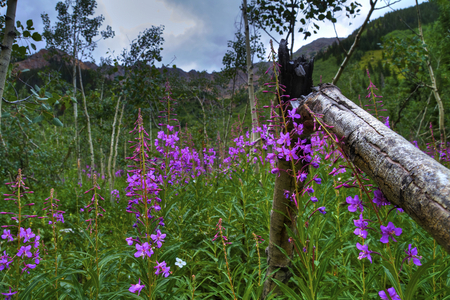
[33,115,44,123]
[382,262,402,296]
[52,117,64,127]
[26,19,33,28]
[404,258,439,300]
[32,32,42,41]
[1,112,10,118]
[20,69,30,73]
[272,278,307,300]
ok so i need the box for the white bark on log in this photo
[298,84,450,253]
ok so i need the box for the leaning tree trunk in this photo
[262,39,314,299]
[0,0,18,148]
[296,83,450,253]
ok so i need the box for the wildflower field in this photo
[1,41,450,300]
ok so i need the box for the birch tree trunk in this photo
[242,0,258,142]
[0,0,17,148]
[72,46,82,186]
[262,39,314,299]
[108,96,121,204]
[195,94,207,145]
[78,63,95,178]
[415,0,446,145]
[224,75,238,151]
[297,83,450,253]
[113,103,125,190]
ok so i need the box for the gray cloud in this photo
[9,0,425,73]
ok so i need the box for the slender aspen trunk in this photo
[196,95,207,145]
[100,119,105,182]
[415,0,446,145]
[72,43,82,186]
[240,99,249,136]
[224,76,237,150]
[78,63,95,178]
[108,97,121,204]
[242,0,258,142]
[113,103,125,189]
[150,109,153,152]
[416,91,433,138]
[0,0,17,149]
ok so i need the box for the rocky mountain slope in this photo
[13,36,339,98]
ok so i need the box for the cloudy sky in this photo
[14,0,426,74]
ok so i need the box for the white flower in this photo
[175,257,186,268]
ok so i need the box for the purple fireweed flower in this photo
[283,147,299,161]
[129,278,145,295]
[373,189,390,207]
[287,107,300,119]
[21,262,36,274]
[0,251,13,271]
[150,230,166,248]
[19,228,35,243]
[284,190,290,199]
[405,244,422,266]
[313,177,322,184]
[154,261,170,277]
[306,186,314,194]
[378,287,401,300]
[353,214,369,239]
[346,195,364,213]
[126,237,134,246]
[277,132,291,146]
[297,172,308,182]
[318,206,326,214]
[293,122,304,135]
[384,116,390,129]
[134,242,153,258]
[17,245,32,258]
[33,236,40,248]
[310,162,320,169]
[1,229,13,242]
[1,287,17,299]
[356,242,373,263]
[380,222,402,243]
[310,196,318,203]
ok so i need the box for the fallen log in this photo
[297,83,450,253]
